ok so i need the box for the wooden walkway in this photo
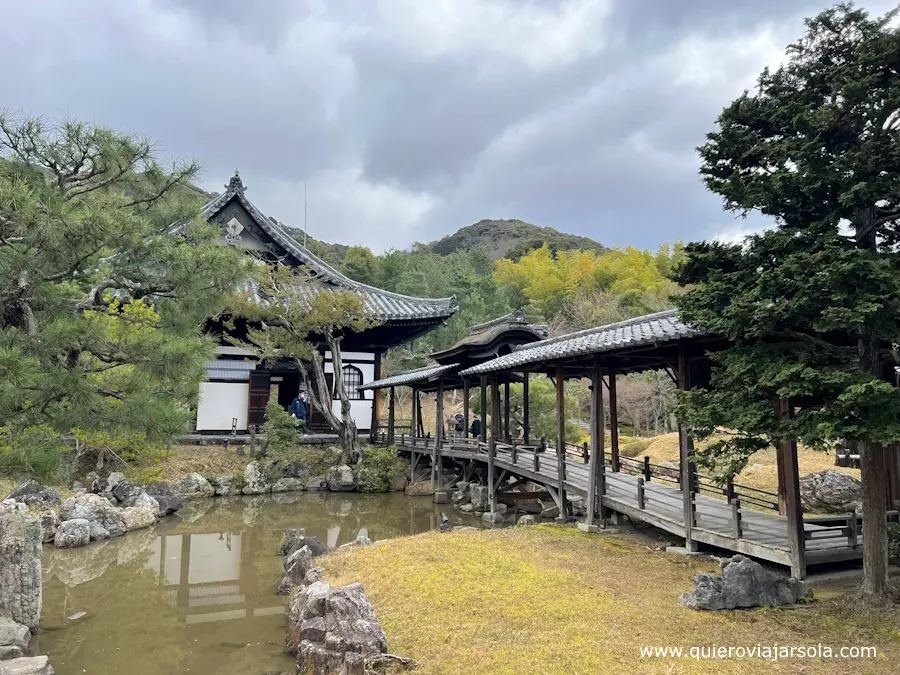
[380,434,869,573]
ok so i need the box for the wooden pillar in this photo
[555,365,568,520]
[463,378,470,438]
[489,374,500,512]
[607,366,619,471]
[387,386,396,444]
[410,388,418,438]
[677,344,697,552]
[523,372,530,445]
[416,391,424,436]
[370,350,382,441]
[587,355,607,526]
[431,378,444,488]
[775,398,807,579]
[503,380,511,442]
[480,376,488,442]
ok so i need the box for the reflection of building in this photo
[145,531,283,625]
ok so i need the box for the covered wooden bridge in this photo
[366,310,900,579]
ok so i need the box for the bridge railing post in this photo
[511,443,518,465]
[643,456,651,482]
[582,442,589,464]
[637,477,645,509]
[731,498,742,538]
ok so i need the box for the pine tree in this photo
[675,3,900,603]
[0,112,250,458]
[231,264,378,465]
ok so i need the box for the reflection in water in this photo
[34,492,489,675]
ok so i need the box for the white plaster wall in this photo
[197,382,249,431]
[332,399,373,430]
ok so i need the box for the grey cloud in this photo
[1,0,893,251]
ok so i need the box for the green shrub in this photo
[888,522,900,562]
[356,446,406,492]
[128,466,165,486]
[0,425,69,484]
[233,468,246,491]
[263,399,299,455]
[619,439,653,458]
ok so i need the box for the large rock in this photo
[278,545,313,595]
[0,511,42,632]
[54,520,90,549]
[5,483,61,508]
[287,581,388,673]
[469,485,488,512]
[271,477,305,494]
[170,473,215,500]
[214,476,235,497]
[326,465,356,492]
[0,618,30,659]
[143,483,173,497]
[150,495,183,517]
[241,462,269,495]
[1,656,53,675]
[38,511,59,544]
[59,493,126,540]
[103,472,126,497]
[280,530,332,558]
[799,470,861,514]
[680,554,813,610]
[110,480,142,504]
[120,493,159,532]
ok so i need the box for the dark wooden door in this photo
[248,371,271,428]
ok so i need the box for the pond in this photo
[32,492,487,675]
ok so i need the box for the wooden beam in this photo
[555,364,568,520]
[480,376,488,442]
[607,365,620,472]
[588,355,606,526]
[504,380,511,442]
[463,377,470,438]
[370,350,382,441]
[431,378,444,488]
[677,344,698,552]
[775,398,807,579]
[489,374,500,512]
[387,386,396,445]
[523,372,530,445]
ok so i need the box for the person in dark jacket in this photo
[469,415,482,439]
[291,391,308,435]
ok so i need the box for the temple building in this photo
[194,172,458,434]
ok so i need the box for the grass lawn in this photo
[321,526,899,675]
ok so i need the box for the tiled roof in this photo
[359,363,459,390]
[201,173,458,323]
[458,310,702,376]
[430,309,547,359]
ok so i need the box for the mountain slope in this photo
[427,219,605,260]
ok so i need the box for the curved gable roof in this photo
[202,172,458,323]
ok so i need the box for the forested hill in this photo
[427,219,605,260]
[297,218,605,264]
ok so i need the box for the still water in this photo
[33,492,483,675]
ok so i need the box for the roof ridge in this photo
[203,174,457,310]
[511,309,680,352]
[468,309,529,334]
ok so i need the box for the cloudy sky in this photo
[2,1,895,252]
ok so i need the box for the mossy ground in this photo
[321,526,899,675]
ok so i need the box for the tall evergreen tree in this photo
[675,3,900,603]
[0,112,250,452]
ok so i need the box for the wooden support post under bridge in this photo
[555,364,568,521]
[488,374,500,513]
